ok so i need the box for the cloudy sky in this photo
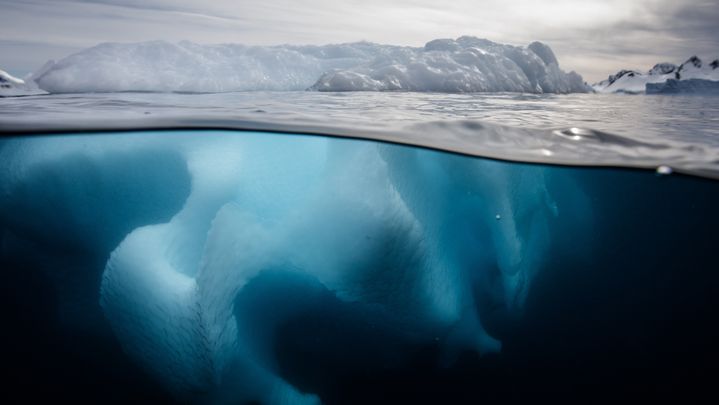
[1,0,717,82]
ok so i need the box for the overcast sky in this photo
[1,0,717,82]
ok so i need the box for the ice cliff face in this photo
[30,37,588,94]
[0,69,47,97]
[593,56,719,94]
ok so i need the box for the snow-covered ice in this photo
[309,37,588,93]
[30,41,384,93]
[593,56,719,94]
[29,37,589,94]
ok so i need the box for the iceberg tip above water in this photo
[28,37,590,95]
[309,37,589,93]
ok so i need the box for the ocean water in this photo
[1,92,718,403]
[3,92,719,177]
[2,92,719,142]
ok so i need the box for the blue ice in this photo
[0,131,576,403]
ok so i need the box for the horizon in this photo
[1,0,718,83]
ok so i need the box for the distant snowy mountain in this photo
[0,69,47,97]
[593,56,719,94]
[30,37,589,94]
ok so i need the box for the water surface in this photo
[3,91,719,179]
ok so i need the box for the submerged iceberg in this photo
[0,131,564,403]
[593,56,719,94]
[0,68,47,97]
[2,129,719,402]
[30,37,588,94]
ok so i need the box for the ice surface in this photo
[0,131,565,403]
[31,41,386,93]
[30,37,588,94]
[0,68,47,97]
[309,37,589,93]
[646,78,719,94]
[593,56,719,94]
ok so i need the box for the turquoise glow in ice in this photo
[0,130,585,403]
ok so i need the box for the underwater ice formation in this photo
[29,37,588,94]
[0,132,564,403]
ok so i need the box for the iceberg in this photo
[593,56,719,94]
[29,37,589,94]
[0,131,565,403]
[309,38,589,93]
[0,68,47,97]
[646,78,719,94]
[30,41,385,94]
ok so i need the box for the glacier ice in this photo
[30,41,385,94]
[310,37,588,93]
[29,37,588,94]
[592,56,719,94]
[646,78,719,94]
[0,131,569,403]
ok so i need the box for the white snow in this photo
[31,41,385,94]
[30,37,589,94]
[310,37,589,93]
[593,56,719,94]
[0,69,47,97]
